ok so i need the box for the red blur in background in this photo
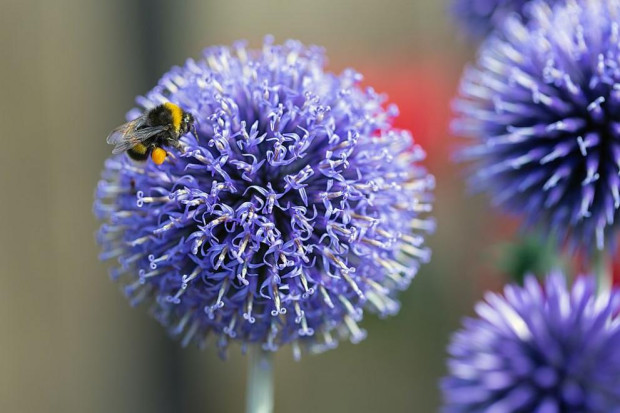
[358,58,456,169]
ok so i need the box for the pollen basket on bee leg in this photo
[151,147,167,165]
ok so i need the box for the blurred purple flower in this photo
[454,0,620,254]
[94,38,435,357]
[451,0,545,41]
[441,273,620,412]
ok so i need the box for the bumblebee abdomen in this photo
[127,143,150,161]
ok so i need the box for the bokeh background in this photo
[0,1,518,412]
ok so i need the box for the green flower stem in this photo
[245,346,274,413]
[594,250,612,293]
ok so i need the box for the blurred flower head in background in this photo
[453,0,620,255]
[94,37,435,357]
[450,0,542,41]
[441,273,620,412]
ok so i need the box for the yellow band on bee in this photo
[163,102,182,133]
[132,143,148,155]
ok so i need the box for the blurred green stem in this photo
[594,250,611,292]
[245,346,274,413]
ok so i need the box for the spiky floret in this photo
[441,273,620,412]
[454,0,620,254]
[94,38,435,357]
[450,0,543,41]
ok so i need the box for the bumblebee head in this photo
[180,112,195,135]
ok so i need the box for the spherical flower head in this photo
[441,273,620,412]
[94,38,435,357]
[454,0,620,255]
[451,0,547,41]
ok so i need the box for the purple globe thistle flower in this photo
[453,0,620,254]
[94,38,435,357]
[451,0,544,41]
[441,273,620,412]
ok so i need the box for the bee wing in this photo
[106,117,167,155]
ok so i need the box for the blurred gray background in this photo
[0,1,507,412]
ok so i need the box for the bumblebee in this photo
[107,102,196,165]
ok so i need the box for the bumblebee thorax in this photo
[148,102,183,133]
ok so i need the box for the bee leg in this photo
[170,139,186,153]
